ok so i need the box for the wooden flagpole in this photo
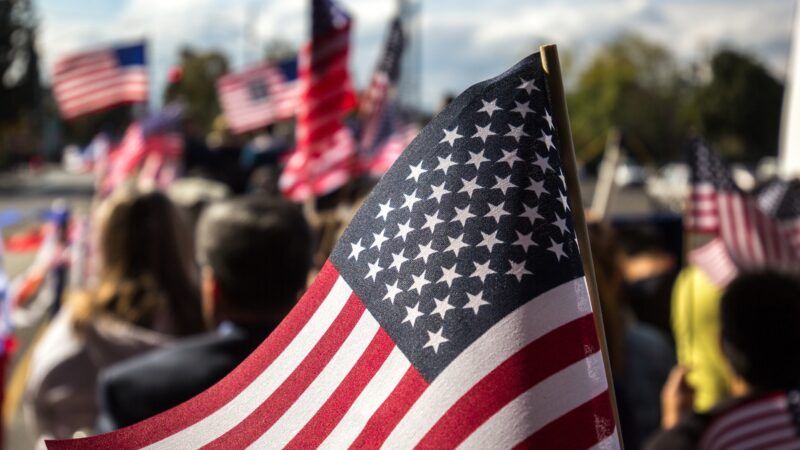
[540,44,624,446]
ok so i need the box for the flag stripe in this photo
[198,292,365,449]
[712,418,793,450]
[457,352,609,449]
[700,393,787,449]
[381,276,593,448]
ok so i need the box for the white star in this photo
[402,302,424,328]
[543,108,554,130]
[471,123,496,143]
[559,191,571,211]
[514,230,536,252]
[464,291,489,315]
[408,271,430,295]
[477,230,503,252]
[430,296,455,320]
[557,170,567,190]
[471,260,495,282]
[477,98,502,117]
[407,161,427,182]
[527,177,548,198]
[421,212,444,232]
[424,327,449,353]
[537,131,555,151]
[383,280,402,304]
[507,259,532,281]
[429,182,448,203]
[485,201,510,223]
[497,148,523,168]
[440,126,462,147]
[452,206,475,227]
[532,155,550,173]
[401,189,421,211]
[465,149,490,170]
[376,201,392,220]
[366,260,381,281]
[434,154,457,175]
[493,175,516,195]
[459,176,482,198]
[415,241,436,263]
[517,77,538,94]
[371,229,389,250]
[388,250,409,271]
[505,124,529,142]
[511,100,534,118]
[522,203,543,223]
[396,219,413,241]
[438,264,461,288]
[553,213,570,236]
[547,238,568,261]
[349,239,365,261]
[445,235,469,256]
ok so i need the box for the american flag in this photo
[699,390,800,450]
[279,0,358,201]
[687,141,800,275]
[48,51,618,450]
[52,43,148,119]
[217,58,300,134]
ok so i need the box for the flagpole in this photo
[540,44,624,447]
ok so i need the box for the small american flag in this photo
[688,141,800,276]
[52,43,148,119]
[217,58,300,134]
[48,51,618,450]
[279,0,358,201]
[699,390,800,450]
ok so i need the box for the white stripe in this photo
[247,311,380,449]
[457,352,608,449]
[730,196,752,267]
[381,277,593,449]
[144,276,353,449]
[319,346,411,449]
[712,414,792,450]
[589,429,622,450]
[729,428,798,450]
[701,396,788,448]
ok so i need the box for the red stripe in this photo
[349,367,428,448]
[513,392,615,450]
[200,293,365,449]
[284,329,395,449]
[709,419,792,450]
[418,314,600,448]
[46,262,341,449]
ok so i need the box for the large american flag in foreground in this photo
[217,58,300,134]
[687,141,800,279]
[279,0,357,201]
[48,52,618,449]
[52,43,148,119]
[699,390,800,450]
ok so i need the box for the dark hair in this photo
[196,195,312,313]
[72,186,204,336]
[720,271,800,390]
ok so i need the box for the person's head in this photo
[72,185,204,335]
[720,271,800,391]
[195,195,312,327]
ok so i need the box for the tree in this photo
[0,0,39,123]
[691,49,783,161]
[164,48,229,133]
[567,34,690,164]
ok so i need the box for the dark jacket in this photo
[97,321,276,430]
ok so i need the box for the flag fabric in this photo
[217,58,300,134]
[279,0,358,201]
[48,52,618,450]
[53,43,148,119]
[364,122,420,176]
[687,140,800,276]
[699,390,800,450]
[688,238,738,287]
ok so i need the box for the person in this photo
[96,195,313,429]
[647,271,800,449]
[24,186,204,441]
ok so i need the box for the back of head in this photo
[196,195,312,317]
[720,271,800,390]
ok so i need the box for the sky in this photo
[37,0,798,111]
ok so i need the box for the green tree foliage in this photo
[691,50,783,161]
[164,47,229,133]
